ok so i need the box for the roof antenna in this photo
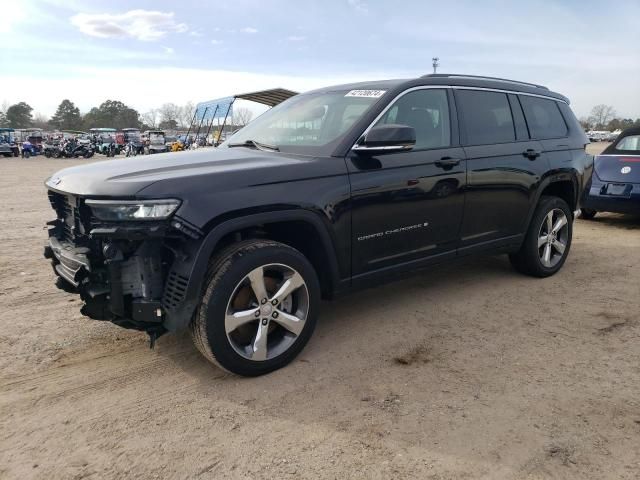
[432,57,439,74]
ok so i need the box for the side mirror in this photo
[353,124,416,153]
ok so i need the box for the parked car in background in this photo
[587,131,609,142]
[606,130,621,142]
[0,128,19,157]
[44,74,590,376]
[581,126,640,219]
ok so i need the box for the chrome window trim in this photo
[351,84,568,151]
[452,86,568,104]
[352,144,414,152]
[594,153,640,157]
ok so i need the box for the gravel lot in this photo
[1,144,639,479]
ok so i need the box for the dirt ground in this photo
[1,144,639,479]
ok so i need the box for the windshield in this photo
[0,132,14,143]
[223,89,385,155]
[125,131,141,141]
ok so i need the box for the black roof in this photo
[306,74,569,104]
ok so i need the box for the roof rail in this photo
[422,73,549,90]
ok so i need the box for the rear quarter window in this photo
[519,96,568,139]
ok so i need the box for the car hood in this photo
[45,147,340,197]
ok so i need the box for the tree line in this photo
[0,99,253,131]
[579,104,640,131]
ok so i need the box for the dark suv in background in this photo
[44,74,591,376]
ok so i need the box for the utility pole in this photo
[432,57,439,74]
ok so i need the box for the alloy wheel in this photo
[225,263,309,361]
[538,208,569,268]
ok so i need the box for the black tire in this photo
[580,208,597,220]
[509,196,573,278]
[23,151,30,159]
[190,239,320,376]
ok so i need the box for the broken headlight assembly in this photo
[85,199,181,221]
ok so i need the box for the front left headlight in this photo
[85,199,181,221]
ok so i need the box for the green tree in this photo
[5,102,33,128]
[50,99,82,130]
[0,111,7,127]
[83,100,141,130]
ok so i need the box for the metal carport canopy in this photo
[234,88,298,107]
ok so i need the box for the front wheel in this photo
[190,239,320,376]
[509,196,573,277]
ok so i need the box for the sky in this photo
[1,0,639,120]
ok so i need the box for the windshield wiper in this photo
[227,139,280,152]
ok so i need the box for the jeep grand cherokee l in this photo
[44,74,591,376]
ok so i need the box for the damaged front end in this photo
[44,190,202,345]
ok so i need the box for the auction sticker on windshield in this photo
[345,90,386,98]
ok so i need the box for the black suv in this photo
[44,74,591,376]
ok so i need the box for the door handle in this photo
[435,157,461,168]
[522,149,541,160]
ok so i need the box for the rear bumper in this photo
[582,177,640,214]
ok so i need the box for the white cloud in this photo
[347,0,368,14]
[0,66,383,117]
[70,9,188,42]
[0,2,28,33]
[286,35,306,42]
[162,46,174,54]
[211,39,223,45]
[240,27,258,34]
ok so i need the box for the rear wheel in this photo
[190,240,320,376]
[580,208,597,220]
[509,196,573,277]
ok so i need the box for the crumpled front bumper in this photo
[44,236,91,288]
[44,234,166,333]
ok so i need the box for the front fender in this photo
[162,209,342,332]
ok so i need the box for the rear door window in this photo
[456,90,515,145]
[519,96,568,139]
